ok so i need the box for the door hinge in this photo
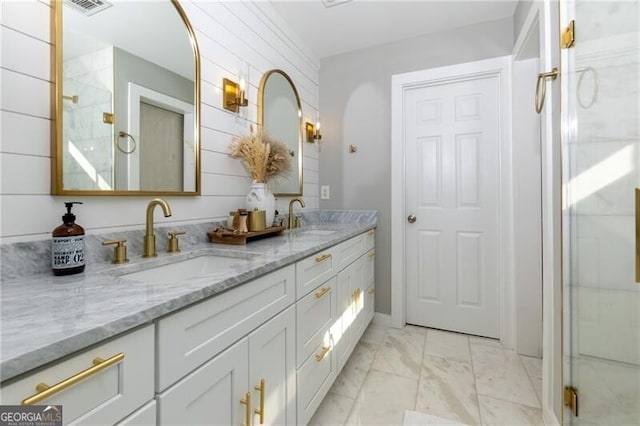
[564,386,579,417]
[103,112,114,124]
[562,20,575,49]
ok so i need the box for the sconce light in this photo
[223,77,248,113]
[306,121,322,142]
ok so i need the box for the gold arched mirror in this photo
[258,70,303,196]
[52,0,200,195]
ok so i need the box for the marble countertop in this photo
[1,214,376,382]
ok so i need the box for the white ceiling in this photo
[269,0,519,59]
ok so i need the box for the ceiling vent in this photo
[65,0,113,16]
[321,0,353,8]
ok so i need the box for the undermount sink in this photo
[119,254,252,284]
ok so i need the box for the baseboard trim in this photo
[373,312,397,328]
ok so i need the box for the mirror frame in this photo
[51,0,201,196]
[258,69,303,197]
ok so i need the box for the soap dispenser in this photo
[52,201,85,276]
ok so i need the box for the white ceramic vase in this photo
[246,182,275,227]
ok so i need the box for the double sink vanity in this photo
[0,210,377,425]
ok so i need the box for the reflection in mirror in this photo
[259,70,303,196]
[53,0,200,195]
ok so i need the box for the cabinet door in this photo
[157,339,249,426]
[334,256,365,372]
[248,306,296,426]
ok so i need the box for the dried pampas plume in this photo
[229,129,292,184]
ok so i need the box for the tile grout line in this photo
[519,355,544,409]
[467,337,485,426]
[412,328,428,413]
[341,326,389,425]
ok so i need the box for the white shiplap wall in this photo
[0,0,320,242]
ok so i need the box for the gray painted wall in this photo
[319,17,514,315]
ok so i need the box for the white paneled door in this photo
[404,73,501,338]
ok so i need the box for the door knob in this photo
[407,214,417,224]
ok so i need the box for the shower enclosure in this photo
[560,0,639,424]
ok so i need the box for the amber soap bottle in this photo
[52,201,85,276]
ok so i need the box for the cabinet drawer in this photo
[334,234,365,271]
[1,325,154,426]
[296,277,336,367]
[363,228,375,252]
[296,248,336,299]
[296,342,336,426]
[157,264,295,391]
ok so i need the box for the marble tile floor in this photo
[310,324,544,426]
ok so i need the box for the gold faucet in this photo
[143,198,172,257]
[288,197,305,229]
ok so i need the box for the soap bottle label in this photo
[52,236,85,270]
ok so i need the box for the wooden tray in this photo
[207,226,285,245]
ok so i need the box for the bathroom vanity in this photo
[0,212,376,425]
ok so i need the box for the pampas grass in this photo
[229,130,292,184]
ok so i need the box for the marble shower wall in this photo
[62,47,114,190]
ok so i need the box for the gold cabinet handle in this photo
[240,391,251,426]
[22,352,124,405]
[368,288,376,295]
[315,287,332,299]
[368,251,376,258]
[315,253,332,263]
[352,288,362,300]
[254,379,265,424]
[315,346,331,362]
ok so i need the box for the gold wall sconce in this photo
[223,78,248,113]
[306,122,322,142]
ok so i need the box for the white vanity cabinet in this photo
[364,249,376,325]
[335,255,367,372]
[0,325,154,426]
[295,277,337,425]
[1,228,375,426]
[156,265,296,426]
[295,231,376,424]
[157,306,296,426]
[156,265,295,391]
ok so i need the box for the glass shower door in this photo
[561,1,640,424]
